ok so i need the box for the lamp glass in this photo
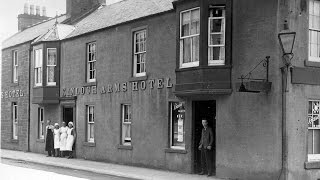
[278,32,296,54]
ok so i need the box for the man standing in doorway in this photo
[198,119,214,176]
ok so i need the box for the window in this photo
[47,48,57,86]
[34,49,43,86]
[133,30,147,77]
[87,43,96,82]
[87,105,94,142]
[208,6,226,65]
[121,104,131,146]
[308,100,320,161]
[309,0,320,61]
[169,102,185,149]
[13,50,18,83]
[180,8,200,68]
[12,102,18,140]
[38,107,44,139]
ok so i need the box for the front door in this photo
[193,100,216,174]
[63,107,76,157]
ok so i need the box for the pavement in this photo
[0,149,228,180]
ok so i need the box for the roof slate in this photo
[67,0,174,38]
[2,15,67,49]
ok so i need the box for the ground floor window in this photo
[308,100,320,161]
[169,102,185,149]
[87,105,94,142]
[38,107,44,139]
[12,102,18,140]
[121,104,131,146]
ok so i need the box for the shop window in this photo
[208,6,225,65]
[47,48,57,86]
[121,104,131,146]
[180,8,200,68]
[12,50,18,83]
[87,105,95,142]
[87,42,96,83]
[133,30,147,77]
[38,107,44,139]
[12,102,18,140]
[34,49,43,86]
[309,0,320,62]
[169,102,185,149]
[308,100,320,161]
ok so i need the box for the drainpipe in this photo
[27,45,32,152]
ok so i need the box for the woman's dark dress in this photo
[45,127,54,151]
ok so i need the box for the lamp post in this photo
[278,31,296,66]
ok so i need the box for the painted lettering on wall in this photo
[1,89,24,99]
[61,78,173,97]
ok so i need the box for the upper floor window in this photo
[12,102,18,140]
[121,104,132,146]
[87,42,96,83]
[133,30,147,77]
[47,48,57,86]
[180,8,200,68]
[87,105,94,142]
[34,49,43,86]
[208,6,225,65]
[308,100,320,161]
[13,50,18,83]
[309,0,320,61]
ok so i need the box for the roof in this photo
[32,23,75,44]
[67,0,174,38]
[2,15,67,49]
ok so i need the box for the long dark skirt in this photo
[45,128,54,151]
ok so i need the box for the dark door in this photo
[193,100,216,174]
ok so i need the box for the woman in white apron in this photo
[66,121,75,159]
[53,123,60,157]
[59,122,68,157]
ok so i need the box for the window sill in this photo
[165,148,187,154]
[83,142,96,147]
[33,86,43,89]
[11,139,19,143]
[128,75,148,82]
[305,161,320,169]
[305,60,320,68]
[36,139,45,143]
[83,81,97,87]
[11,83,19,87]
[175,65,232,72]
[117,144,133,150]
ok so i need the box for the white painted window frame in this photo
[309,0,320,62]
[39,107,44,139]
[13,50,18,83]
[87,42,96,83]
[46,48,57,86]
[169,102,185,150]
[121,104,131,146]
[87,105,95,142]
[12,102,18,140]
[208,6,226,66]
[308,100,320,161]
[179,7,200,68]
[133,30,147,77]
[34,49,43,87]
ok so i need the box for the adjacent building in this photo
[2,0,320,179]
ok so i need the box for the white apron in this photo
[53,128,60,149]
[59,127,68,151]
[66,127,74,151]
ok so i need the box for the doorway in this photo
[63,107,76,157]
[193,100,216,174]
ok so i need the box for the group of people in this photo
[45,120,76,159]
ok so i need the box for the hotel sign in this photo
[62,78,173,97]
[1,89,24,99]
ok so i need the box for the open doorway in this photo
[63,107,76,157]
[193,100,216,175]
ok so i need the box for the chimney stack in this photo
[42,6,46,17]
[66,0,106,22]
[30,4,34,15]
[18,4,50,31]
[24,3,29,14]
[36,5,40,16]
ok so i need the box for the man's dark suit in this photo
[199,126,214,175]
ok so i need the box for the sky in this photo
[0,0,121,45]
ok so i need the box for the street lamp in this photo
[278,31,296,66]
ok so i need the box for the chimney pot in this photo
[30,4,35,15]
[42,6,47,17]
[24,3,29,14]
[36,5,40,16]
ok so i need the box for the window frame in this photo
[46,48,57,86]
[86,42,97,83]
[34,48,43,87]
[13,50,18,83]
[169,102,186,150]
[309,0,320,62]
[179,7,200,68]
[133,29,147,77]
[208,6,226,66]
[121,104,132,146]
[308,99,320,161]
[38,107,44,139]
[86,105,95,143]
[12,102,18,140]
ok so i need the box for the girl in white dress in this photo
[53,123,60,157]
[66,121,75,159]
[59,122,68,157]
